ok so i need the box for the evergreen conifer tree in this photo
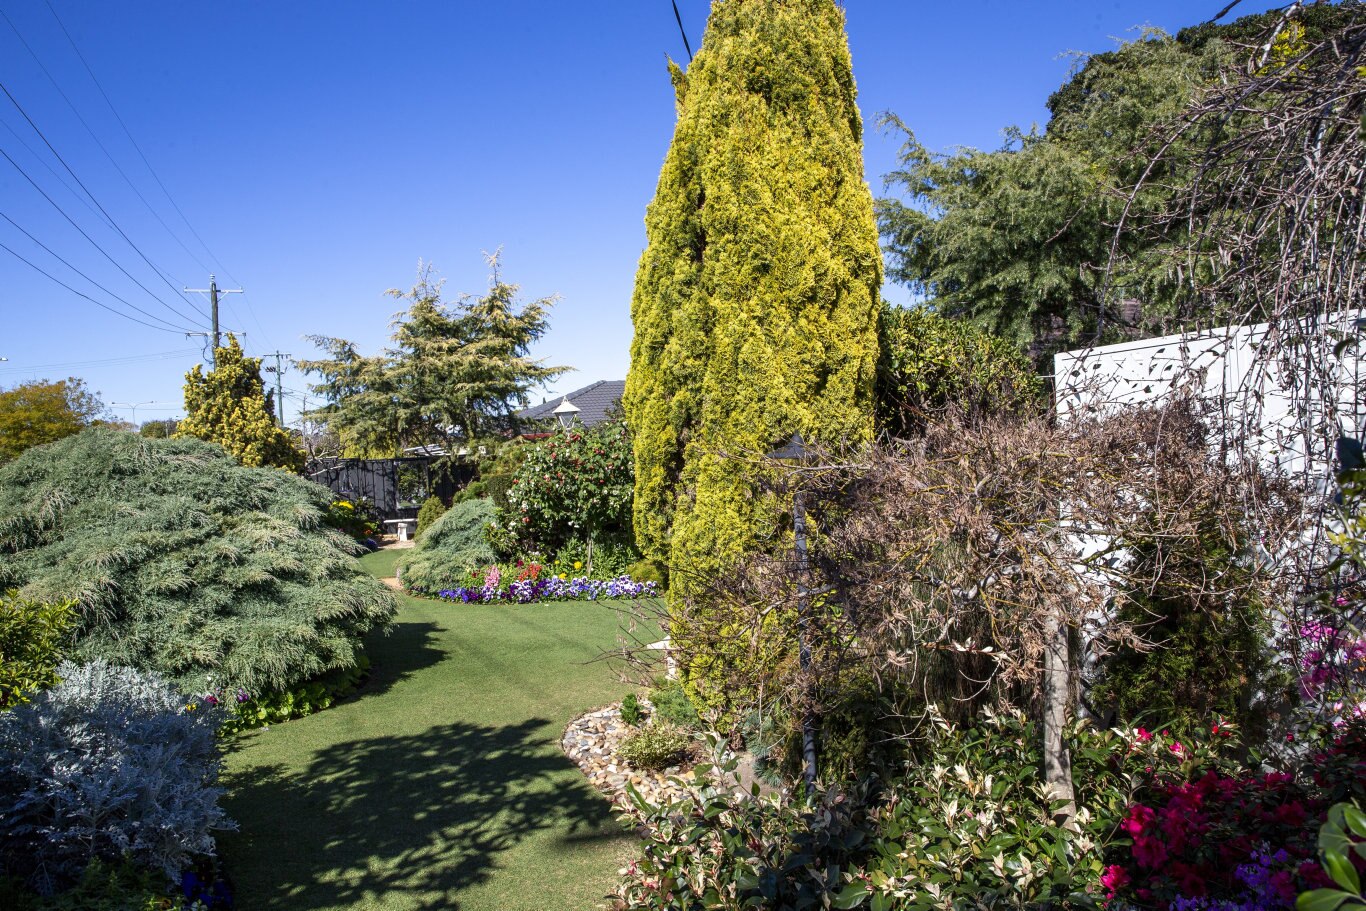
[177,335,304,472]
[624,0,881,591]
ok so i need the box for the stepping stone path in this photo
[561,701,697,810]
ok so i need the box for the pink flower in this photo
[1133,834,1168,869]
[1120,804,1155,838]
[1169,740,1185,755]
[1135,727,1152,742]
[1100,864,1130,896]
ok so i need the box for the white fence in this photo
[1054,314,1366,482]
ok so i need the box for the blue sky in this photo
[0,0,1282,427]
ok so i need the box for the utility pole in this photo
[184,275,243,367]
[261,352,291,427]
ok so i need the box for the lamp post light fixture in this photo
[552,395,581,430]
[766,431,818,791]
[110,401,162,426]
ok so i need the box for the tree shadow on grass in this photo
[222,718,623,910]
[352,616,445,701]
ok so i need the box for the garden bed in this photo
[560,700,700,810]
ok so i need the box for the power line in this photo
[0,8,210,281]
[0,348,198,374]
[0,209,195,331]
[0,239,193,334]
[38,3,277,352]
[0,78,207,325]
[261,351,291,426]
[43,2,238,286]
[671,0,694,63]
[0,116,113,232]
[0,143,204,329]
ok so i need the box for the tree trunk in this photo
[1042,609,1076,828]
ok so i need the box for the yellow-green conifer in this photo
[177,335,304,472]
[624,0,881,592]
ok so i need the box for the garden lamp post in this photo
[767,431,818,791]
[552,396,580,429]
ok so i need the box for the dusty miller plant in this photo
[0,661,233,895]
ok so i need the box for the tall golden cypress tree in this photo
[625,0,881,594]
[177,335,304,472]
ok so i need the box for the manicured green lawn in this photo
[220,548,656,910]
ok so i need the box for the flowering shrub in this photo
[435,572,657,604]
[0,661,233,895]
[1297,615,1366,727]
[1107,720,1366,911]
[615,712,1188,911]
[492,420,635,562]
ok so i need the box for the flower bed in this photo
[1104,720,1366,911]
[435,566,658,604]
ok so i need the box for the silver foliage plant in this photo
[0,661,234,894]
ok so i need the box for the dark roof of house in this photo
[517,379,625,428]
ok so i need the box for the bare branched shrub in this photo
[644,399,1307,771]
[1101,5,1366,729]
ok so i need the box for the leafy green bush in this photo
[219,657,370,736]
[844,710,1137,909]
[647,678,700,730]
[0,429,396,696]
[485,474,515,511]
[618,725,690,770]
[1300,802,1366,911]
[396,497,498,594]
[617,713,1157,911]
[0,591,74,709]
[876,304,1043,437]
[626,558,668,590]
[453,438,527,507]
[755,670,924,784]
[620,692,644,726]
[549,534,640,578]
[415,495,448,538]
[0,857,199,910]
[0,661,231,894]
[616,742,873,910]
[451,478,488,504]
[1093,488,1280,740]
[325,497,378,539]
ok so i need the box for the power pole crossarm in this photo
[260,351,291,427]
[184,274,242,367]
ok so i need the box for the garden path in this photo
[219,548,642,911]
